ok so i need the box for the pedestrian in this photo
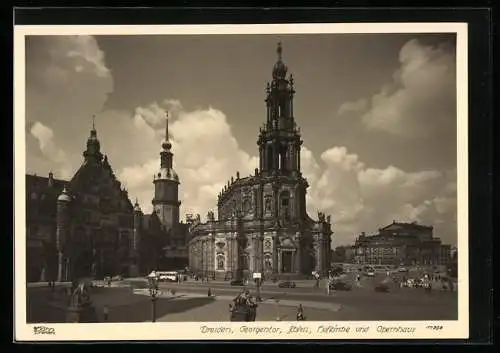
[296,304,305,321]
[103,305,109,321]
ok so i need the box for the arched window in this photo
[279,145,287,171]
[280,190,290,219]
[242,198,250,214]
[264,254,272,270]
[266,145,273,170]
[242,253,249,270]
[216,254,225,271]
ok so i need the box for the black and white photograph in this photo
[15,23,469,340]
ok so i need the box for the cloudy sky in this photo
[24,32,458,246]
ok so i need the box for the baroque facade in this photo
[26,123,137,282]
[188,43,333,279]
[133,118,190,273]
[352,221,452,266]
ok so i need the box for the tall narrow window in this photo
[280,190,291,219]
[267,145,273,170]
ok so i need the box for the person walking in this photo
[296,304,305,321]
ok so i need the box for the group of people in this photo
[233,289,257,307]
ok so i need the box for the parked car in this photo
[278,281,296,288]
[374,283,389,292]
[398,267,408,272]
[230,279,245,286]
[366,270,375,277]
[330,280,352,291]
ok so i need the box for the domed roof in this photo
[272,60,288,80]
[162,140,172,150]
[155,167,179,182]
[133,199,142,212]
[57,187,72,202]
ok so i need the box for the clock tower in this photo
[152,114,180,231]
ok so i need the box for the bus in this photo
[157,271,178,282]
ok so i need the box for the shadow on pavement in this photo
[103,297,216,323]
[27,286,216,323]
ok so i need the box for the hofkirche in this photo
[187,42,333,279]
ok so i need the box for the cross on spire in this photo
[165,111,169,141]
[277,40,283,60]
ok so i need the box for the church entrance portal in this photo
[281,251,293,273]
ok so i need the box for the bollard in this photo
[103,306,109,322]
[208,288,212,297]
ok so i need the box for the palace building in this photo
[188,43,333,279]
[26,122,137,282]
[26,118,189,283]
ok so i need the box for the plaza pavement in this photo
[27,285,338,322]
[26,272,458,323]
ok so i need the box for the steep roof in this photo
[26,174,67,193]
[379,221,433,232]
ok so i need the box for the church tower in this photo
[258,42,302,178]
[83,115,103,165]
[152,114,181,231]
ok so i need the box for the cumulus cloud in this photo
[28,121,73,179]
[338,98,367,116]
[340,39,456,138]
[26,35,114,178]
[117,101,258,218]
[302,145,457,246]
[25,35,457,249]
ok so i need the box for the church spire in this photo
[272,40,288,80]
[162,112,171,150]
[160,111,173,169]
[83,114,102,163]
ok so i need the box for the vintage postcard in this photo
[14,23,469,341]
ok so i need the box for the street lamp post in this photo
[148,276,159,322]
[256,277,262,302]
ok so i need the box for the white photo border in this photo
[13,22,469,341]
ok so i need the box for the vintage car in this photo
[329,280,352,291]
[230,279,245,286]
[374,283,390,292]
[229,295,258,321]
[278,281,296,288]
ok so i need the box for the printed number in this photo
[426,325,443,330]
[33,326,56,335]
